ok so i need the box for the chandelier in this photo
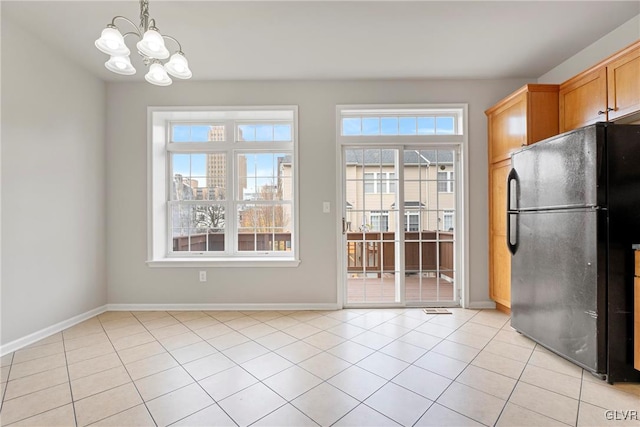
[94,0,192,86]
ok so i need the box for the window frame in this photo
[340,108,463,138]
[147,106,300,268]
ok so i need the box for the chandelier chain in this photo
[140,0,150,32]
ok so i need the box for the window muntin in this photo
[151,108,297,262]
[237,123,292,142]
[341,114,459,136]
[171,124,225,142]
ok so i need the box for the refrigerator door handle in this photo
[507,168,519,255]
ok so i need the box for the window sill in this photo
[146,257,301,268]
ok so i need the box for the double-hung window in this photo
[148,107,299,267]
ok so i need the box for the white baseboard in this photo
[468,301,497,310]
[1,305,108,356]
[107,303,341,311]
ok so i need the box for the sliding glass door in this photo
[343,147,458,306]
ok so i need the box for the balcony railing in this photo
[172,231,452,276]
[346,231,454,276]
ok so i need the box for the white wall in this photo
[538,14,640,84]
[107,78,531,307]
[1,17,107,345]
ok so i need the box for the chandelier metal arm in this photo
[110,16,142,38]
[161,35,184,54]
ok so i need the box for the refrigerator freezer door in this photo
[511,126,600,211]
[511,208,603,372]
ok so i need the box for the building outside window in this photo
[443,210,454,231]
[438,171,454,193]
[405,211,420,231]
[370,211,389,231]
[364,172,396,194]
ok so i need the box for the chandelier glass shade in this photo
[105,55,136,75]
[95,0,191,86]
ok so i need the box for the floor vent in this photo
[423,308,452,315]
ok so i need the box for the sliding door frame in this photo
[335,104,469,309]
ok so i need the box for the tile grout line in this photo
[12,308,616,427]
[408,311,496,427]
[133,310,240,426]
[61,329,80,427]
[167,310,351,426]
[505,345,584,426]
[94,312,159,427]
[575,368,585,427]
[0,352,15,414]
[489,337,539,427]
[0,340,77,425]
[269,311,443,426]
[404,310,510,427]
[211,310,366,426]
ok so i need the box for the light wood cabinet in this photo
[485,84,559,313]
[560,40,640,132]
[607,45,640,121]
[487,84,560,163]
[559,68,607,132]
[489,160,511,310]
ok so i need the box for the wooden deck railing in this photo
[173,232,291,252]
[346,231,454,276]
[174,231,453,276]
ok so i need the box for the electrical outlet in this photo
[199,271,207,282]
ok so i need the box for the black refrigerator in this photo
[508,122,640,383]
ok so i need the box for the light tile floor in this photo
[1,308,639,427]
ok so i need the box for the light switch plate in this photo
[322,202,331,213]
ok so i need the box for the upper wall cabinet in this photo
[486,84,560,164]
[607,44,640,121]
[559,68,607,132]
[560,40,640,133]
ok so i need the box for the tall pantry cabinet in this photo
[485,84,559,313]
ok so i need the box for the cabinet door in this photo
[489,160,511,308]
[607,46,640,121]
[488,94,526,163]
[559,67,607,132]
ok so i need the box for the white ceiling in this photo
[3,1,639,82]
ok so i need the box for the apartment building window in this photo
[438,171,454,193]
[370,211,389,231]
[443,210,454,231]
[405,212,420,232]
[148,107,299,267]
[364,172,396,194]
